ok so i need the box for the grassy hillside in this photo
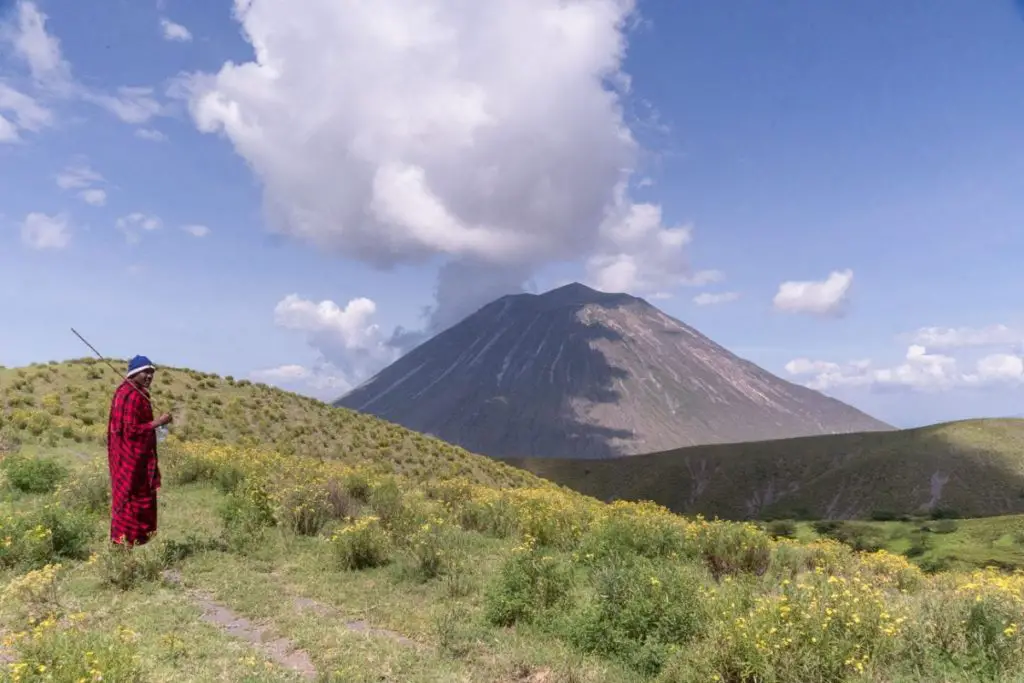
[1,359,1024,681]
[0,357,539,489]
[2,439,1024,682]
[507,419,1024,520]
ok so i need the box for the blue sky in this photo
[1,0,1022,429]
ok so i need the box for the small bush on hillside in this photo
[932,519,959,534]
[218,480,276,551]
[1,452,68,493]
[405,517,468,581]
[324,477,361,520]
[767,519,798,539]
[330,515,392,570]
[565,557,710,675]
[813,520,887,552]
[484,539,575,627]
[99,540,166,590]
[4,616,143,682]
[3,562,64,624]
[577,501,691,563]
[457,491,518,539]
[275,482,332,536]
[693,519,773,578]
[56,457,109,513]
[0,505,94,571]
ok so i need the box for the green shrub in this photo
[99,540,166,590]
[406,517,467,581]
[932,519,959,534]
[813,520,887,552]
[330,515,392,570]
[5,618,143,682]
[1,452,68,493]
[577,503,691,563]
[275,482,332,536]
[566,557,709,675]
[767,519,798,539]
[694,520,773,578]
[0,505,95,571]
[484,540,575,627]
[56,458,109,513]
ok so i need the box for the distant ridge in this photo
[336,282,892,459]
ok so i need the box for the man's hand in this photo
[154,413,173,428]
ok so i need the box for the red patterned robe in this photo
[107,380,161,545]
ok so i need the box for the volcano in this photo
[334,283,892,459]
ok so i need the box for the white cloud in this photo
[56,162,107,205]
[250,362,355,399]
[78,188,106,206]
[786,344,1023,393]
[55,163,103,189]
[694,291,739,306]
[272,294,402,388]
[0,82,53,141]
[773,269,853,316]
[20,211,70,249]
[83,87,163,124]
[0,114,18,142]
[181,0,713,333]
[251,364,310,383]
[115,212,162,243]
[4,0,71,87]
[160,17,192,42]
[135,128,168,142]
[908,324,1023,349]
[182,224,210,238]
[0,2,166,131]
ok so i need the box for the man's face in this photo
[135,369,155,388]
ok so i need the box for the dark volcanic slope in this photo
[335,283,892,459]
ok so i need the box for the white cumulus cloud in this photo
[773,269,853,317]
[180,0,713,333]
[160,17,192,42]
[272,294,401,384]
[20,211,70,249]
[694,291,739,306]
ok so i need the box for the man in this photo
[106,355,172,546]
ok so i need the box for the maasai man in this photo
[106,355,172,546]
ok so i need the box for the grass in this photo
[0,357,540,490]
[2,440,1024,682]
[507,418,1024,520]
[3,359,1024,680]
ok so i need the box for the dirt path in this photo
[161,570,420,680]
[291,596,419,648]
[162,570,317,680]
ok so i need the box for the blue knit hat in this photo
[126,355,155,378]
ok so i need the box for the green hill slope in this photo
[2,359,1024,681]
[506,419,1024,520]
[0,357,539,489]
